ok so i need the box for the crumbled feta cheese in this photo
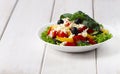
[53,23,70,33]
[82,31,87,37]
[78,24,84,28]
[68,34,74,38]
[81,28,88,37]
[70,23,84,29]
[78,33,82,35]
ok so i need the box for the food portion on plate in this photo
[41,11,112,46]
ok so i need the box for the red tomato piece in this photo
[73,35,86,42]
[87,29,94,34]
[78,26,87,33]
[57,31,68,37]
[65,42,76,46]
[88,38,96,44]
[65,22,70,27]
[52,31,57,38]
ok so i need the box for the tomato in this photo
[78,26,87,33]
[65,42,76,46]
[57,31,68,37]
[87,29,94,34]
[73,35,86,42]
[65,22,70,27]
[52,31,57,38]
[88,38,96,44]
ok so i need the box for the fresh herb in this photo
[82,20,100,31]
[60,13,72,19]
[70,11,86,21]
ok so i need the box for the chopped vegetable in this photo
[41,27,55,44]
[56,36,74,43]
[65,42,76,46]
[95,33,112,43]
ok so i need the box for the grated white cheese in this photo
[63,18,69,24]
[53,24,70,33]
[82,31,87,37]
[68,34,74,38]
[70,23,84,29]
[81,28,88,37]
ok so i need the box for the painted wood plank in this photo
[0,0,54,74]
[41,0,96,74]
[0,0,17,38]
[94,0,120,74]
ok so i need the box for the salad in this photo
[41,11,112,46]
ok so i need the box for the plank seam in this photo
[95,49,98,74]
[39,44,47,74]
[50,0,56,22]
[92,0,95,19]
[0,0,19,41]
[39,0,56,74]
[92,0,98,74]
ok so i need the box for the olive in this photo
[70,27,78,35]
[57,19,64,24]
[74,18,82,24]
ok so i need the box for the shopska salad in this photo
[41,11,112,46]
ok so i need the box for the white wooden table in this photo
[0,0,120,74]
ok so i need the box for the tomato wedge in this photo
[73,35,86,42]
[52,31,57,38]
[78,26,87,33]
[87,29,94,34]
[65,22,70,27]
[88,38,96,44]
[65,42,76,46]
[57,31,68,37]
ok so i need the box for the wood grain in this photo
[0,0,17,39]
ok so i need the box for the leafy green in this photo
[60,13,72,19]
[60,11,100,31]
[95,33,112,43]
[71,11,100,31]
[70,11,86,21]
[41,27,55,44]
[82,20,100,31]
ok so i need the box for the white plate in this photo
[38,22,115,52]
